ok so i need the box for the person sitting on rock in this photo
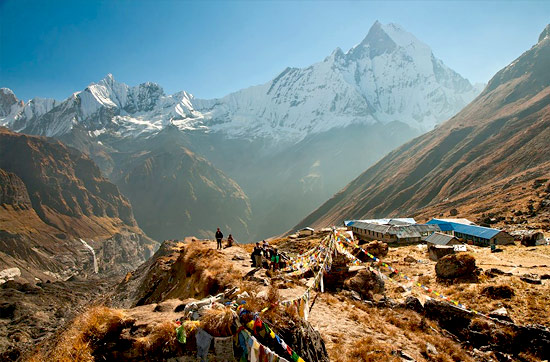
[226,234,234,248]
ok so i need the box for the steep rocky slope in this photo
[0,128,157,282]
[295,24,550,230]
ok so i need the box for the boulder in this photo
[403,296,424,313]
[343,269,384,300]
[425,342,438,355]
[489,307,513,323]
[404,256,417,263]
[484,268,512,278]
[520,274,542,284]
[481,285,515,299]
[424,298,472,334]
[435,253,477,279]
[354,240,388,260]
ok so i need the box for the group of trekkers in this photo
[215,227,234,250]
[214,228,284,270]
[251,240,285,271]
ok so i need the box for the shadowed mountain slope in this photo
[0,128,157,281]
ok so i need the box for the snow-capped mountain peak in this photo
[1,74,204,137]
[194,21,482,140]
[3,22,482,142]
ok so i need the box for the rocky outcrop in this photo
[0,169,31,208]
[277,319,330,362]
[424,298,550,360]
[481,285,515,299]
[0,278,114,361]
[113,240,240,308]
[435,253,477,280]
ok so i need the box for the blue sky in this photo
[1,0,549,101]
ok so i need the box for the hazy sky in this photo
[1,0,549,101]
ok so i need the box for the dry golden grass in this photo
[133,321,180,355]
[26,306,126,362]
[333,335,399,362]
[200,306,236,337]
[441,276,550,326]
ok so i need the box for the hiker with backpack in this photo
[215,228,223,250]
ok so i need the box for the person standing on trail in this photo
[270,247,280,271]
[215,228,223,250]
[252,242,263,267]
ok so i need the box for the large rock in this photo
[343,269,385,300]
[481,285,514,299]
[365,240,388,257]
[354,240,388,261]
[489,307,513,323]
[435,253,477,279]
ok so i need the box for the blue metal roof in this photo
[426,219,501,240]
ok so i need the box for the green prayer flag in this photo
[176,325,187,344]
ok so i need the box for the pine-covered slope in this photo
[295,25,550,230]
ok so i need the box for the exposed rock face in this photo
[0,169,31,207]
[0,128,157,282]
[435,253,476,279]
[0,128,135,227]
[0,278,114,361]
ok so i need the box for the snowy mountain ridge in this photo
[194,21,482,140]
[1,22,483,142]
